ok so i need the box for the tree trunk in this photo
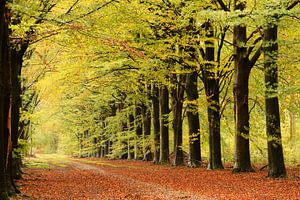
[142,85,152,161]
[202,22,223,170]
[152,84,160,163]
[134,104,143,160]
[105,140,109,157]
[120,117,128,159]
[264,24,286,178]
[233,25,254,172]
[142,104,152,161]
[1,9,16,194]
[186,72,201,167]
[159,86,169,163]
[128,113,134,160]
[0,1,9,198]
[11,44,28,180]
[170,74,185,166]
[289,111,296,145]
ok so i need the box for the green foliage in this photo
[14,139,30,158]
[15,0,300,165]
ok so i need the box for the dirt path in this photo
[70,160,213,200]
[15,156,300,200]
[15,158,213,200]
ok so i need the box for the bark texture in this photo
[0,1,9,198]
[152,85,160,163]
[203,22,223,170]
[159,86,169,163]
[232,24,254,172]
[264,24,286,178]
[186,72,201,167]
[142,103,152,161]
[170,74,185,166]
[134,105,143,160]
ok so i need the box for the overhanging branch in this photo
[216,0,230,11]
[287,0,300,10]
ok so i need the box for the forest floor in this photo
[13,154,300,200]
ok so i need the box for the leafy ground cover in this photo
[14,155,300,200]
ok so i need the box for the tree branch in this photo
[247,36,262,57]
[65,0,81,15]
[249,45,262,69]
[65,0,118,24]
[216,0,230,11]
[287,0,300,10]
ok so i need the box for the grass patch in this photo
[23,157,50,169]
[70,158,138,169]
[23,154,70,169]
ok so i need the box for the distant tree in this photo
[152,84,160,163]
[142,84,152,161]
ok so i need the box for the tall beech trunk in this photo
[2,10,17,194]
[117,103,128,159]
[108,103,117,157]
[186,72,201,167]
[134,104,143,160]
[99,121,106,158]
[233,24,254,172]
[170,74,185,166]
[289,111,296,143]
[142,104,152,161]
[121,116,128,159]
[264,24,286,178]
[1,10,17,194]
[152,84,160,163]
[128,113,134,160]
[105,140,110,157]
[159,86,169,163]
[11,44,28,180]
[0,2,9,198]
[202,22,223,170]
[142,85,152,161]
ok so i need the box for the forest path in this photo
[67,159,213,200]
[15,155,300,200]
[15,155,213,200]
